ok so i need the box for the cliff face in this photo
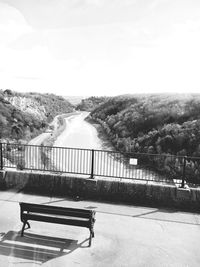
[5,96,47,120]
[0,89,74,141]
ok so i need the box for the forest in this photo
[0,89,74,142]
[89,94,200,183]
[76,96,108,111]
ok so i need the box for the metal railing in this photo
[1,142,200,186]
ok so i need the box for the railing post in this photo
[0,143,3,170]
[181,156,187,188]
[90,149,94,179]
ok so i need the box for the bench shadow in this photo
[0,231,89,263]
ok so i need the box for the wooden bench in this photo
[19,202,96,246]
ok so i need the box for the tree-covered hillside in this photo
[27,92,74,122]
[89,94,200,157]
[0,89,74,141]
[76,96,109,111]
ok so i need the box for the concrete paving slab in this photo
[0,190,200,266]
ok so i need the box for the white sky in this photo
[0,0,200,96]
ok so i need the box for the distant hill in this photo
[0,89,74,142]
[76,96,109,111]
[64,96,87,106]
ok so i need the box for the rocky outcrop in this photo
[5,96,46,120]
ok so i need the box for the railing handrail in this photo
[1,142,200,186]
[1,142,198,159]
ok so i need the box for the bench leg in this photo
[21,221,30,237]
[26,221,31,229]
[89,231,92,247]
[89,228,94,247]
[91,229,94,238]
[21,222,26,237]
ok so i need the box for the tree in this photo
[0,114,7,138]
[11,123,23,141]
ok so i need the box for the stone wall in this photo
[1,170,200,212]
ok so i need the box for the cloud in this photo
[1,0,200,96]
[0,2,33,45]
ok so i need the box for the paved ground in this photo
[0,190,200,267]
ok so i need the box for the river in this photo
[54,112,102,149]
[51,112,152,182]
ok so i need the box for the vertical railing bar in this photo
[72,148,74,173]
[81,149,83,173]
[74,148,76,173]
[37,145,39,170]
[181,156,186,188]
[69,148,72,172]
[75,148,77,173]
[63,147,65,173]
[0,143,3,170]
[103,151,105,176]
[86,150,88,174]
[114,152,117,177]
[97,150,99,176]
[65,147,67,173]
[122,153,124,178]
[107,152,110,177]
[62,147,64,172]
[118,153,120,178]
[66,147,68,173]
[90,149,94,179]
[67,147,69,172]
[86,149,88,174]
[33,145,35,170]
[112,152,114,177]
[98,151,100,176]
[83,149,85,174]
[55,147,57,171]
[119,153,122,178]
[120,153,122,178]
[107,151,109,177]
[81,150,85,174]
[76,148,78,173]
[101,151,104,176]
[58,145,60,172]
[73,149,75,173]
[60,147,61,172]
[77,149,79,173]
[62,147,64,173]
[65,147,66,173]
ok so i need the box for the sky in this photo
[0,0,200,96]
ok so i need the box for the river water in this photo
[54,112,102,149]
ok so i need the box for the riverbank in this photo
[40,112,79,147]
[85,116,115,151]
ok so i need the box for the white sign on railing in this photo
[129,158,138,165]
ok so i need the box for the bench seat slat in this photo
[22,212,90,221]
[22,213,90,228]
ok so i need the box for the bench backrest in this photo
[20,202,95,220]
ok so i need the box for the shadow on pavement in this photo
[97,208,200,226]
[0,231,89,264]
